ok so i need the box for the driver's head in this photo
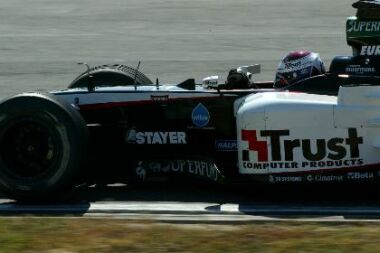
[274,50,326,88]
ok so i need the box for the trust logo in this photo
[241,130,268,162]
[241,129,363,162]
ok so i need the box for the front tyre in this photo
[0,93,88,201]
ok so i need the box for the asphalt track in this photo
[2,184,380,222]
[0,0,351,99]
[0,0,375,222]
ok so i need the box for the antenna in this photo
[78,62,94,92]
[134,61,141,90]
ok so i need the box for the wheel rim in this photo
[0,119,61,179]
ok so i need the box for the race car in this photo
[0,0,380,201]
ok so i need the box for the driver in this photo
[274,50,326,88]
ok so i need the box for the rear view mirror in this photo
[237,64,261,75]
[202,75,219,88]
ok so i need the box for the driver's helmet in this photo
[274,50,326,88]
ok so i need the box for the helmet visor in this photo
[275,66,313,88]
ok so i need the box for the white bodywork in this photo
[235,86,380,175]
[54,85,229,107]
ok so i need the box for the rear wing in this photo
[348,1,380,55]
[353,0,380,18]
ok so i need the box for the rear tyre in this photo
[0,93,88,201]
[69,64,153,88]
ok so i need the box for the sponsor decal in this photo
[241,128,364,170]
[285,61,302,69]
[135,160,221,182]
[346,172,374,181]
[360,45,380,56]
[126,128,137,143]
[347,20,380,33]
[345,65,376,74]
[202,76,218,86]
[135,161,147,181]
[269,175,303,183]
[204,80,218,85]
[151,95,169,102]
[192,103,210,127]
[215,140,238,151]
[269,174,351,184]
[279,57,313,72]
[306,174,344,182]
[127,130,186,144]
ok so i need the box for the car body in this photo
[0,68,378,201]
[53,73,380,186]
[0,0,380,201]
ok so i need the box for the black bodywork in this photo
[78,90,239,184]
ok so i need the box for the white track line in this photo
[1,202,380,216]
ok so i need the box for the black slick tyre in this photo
[0,92,88,201]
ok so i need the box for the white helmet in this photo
[274,50,326,88]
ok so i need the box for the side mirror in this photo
[202,75,219,88]
[237,64,261,75]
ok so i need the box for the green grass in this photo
[0,218,380,253]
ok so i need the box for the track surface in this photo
[2,184,380,222]
[0,0,351,99]
[0,0,375,222]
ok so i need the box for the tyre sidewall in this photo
[0,93,87,199]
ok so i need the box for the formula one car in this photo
[1,0,380,201]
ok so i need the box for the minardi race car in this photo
[1,0,380,201]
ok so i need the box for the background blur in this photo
[0,0,352,98]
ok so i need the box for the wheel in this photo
[0,92,88,201]
[69,64,153,88]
